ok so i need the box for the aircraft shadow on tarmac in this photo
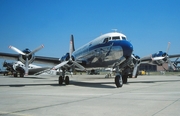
[1,76,180,88]
[127,79,180,84]
[0,78,115,88]
[0,82,115,88]
[2,76,48,79]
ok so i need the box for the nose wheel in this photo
[114,65,123,88]
[115,75,123,87]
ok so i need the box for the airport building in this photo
[139,63,169,71]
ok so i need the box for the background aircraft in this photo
[140,43,180,71]
[0,45,61,76]
[2,61,51,77]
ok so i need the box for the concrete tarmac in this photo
[0,74,180,116]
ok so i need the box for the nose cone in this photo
[121,40,133,57]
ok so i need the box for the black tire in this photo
[115,75,123,88]
[122,75,128,84]
[59,76,63,85]
[14,73,17,77]
[65,76,69,85]
[20,73,24,77]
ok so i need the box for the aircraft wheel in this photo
[115,75,123,88]
[14,73,17,77]
[65,76,69,85]
[122,75,128,84]
[20,73,24,77]
[59,76,63,85]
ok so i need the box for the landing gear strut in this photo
[58,69,70,85]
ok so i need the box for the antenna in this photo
[112,29,118,32]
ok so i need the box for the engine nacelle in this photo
[12,61,25,73]
[61,53,75,62]
[132,54,141,64]
[18,48,35,64]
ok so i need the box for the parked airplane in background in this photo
[2,61,50,77]
[140,42,180,70]
[0,45,61,76]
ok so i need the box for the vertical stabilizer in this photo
[70,35,75,54]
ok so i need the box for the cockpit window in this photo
[112,36,120,40]
[103,38,109,43]
[122,37,126,40]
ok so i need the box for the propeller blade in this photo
[28,45,44,56]
[69,35,74,61]
[132,62,138,78]
[72,61,86,71]
[167,58,176,70]
[9,46,26,55]
[25,57,29,75]
[52,61,69,69]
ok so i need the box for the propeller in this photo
[52,35,86,71]
[9,45,44,75]
[150,42,176,71]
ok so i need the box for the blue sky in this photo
[0,0,180,64]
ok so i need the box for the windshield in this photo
[122,37,127,40]
[112,36,120,40]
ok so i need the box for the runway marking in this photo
[0,111,32,116]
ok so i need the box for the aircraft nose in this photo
[121,41,133,57]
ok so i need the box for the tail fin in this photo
[70,35,75,54]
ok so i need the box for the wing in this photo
[169,54,180,58]
[0,52,19,61]
[34,56,61,65]
[0,52,61,65]
[140,54,180,63]
[140,56,152,63]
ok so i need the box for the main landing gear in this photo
[114,66,123,88]
[58,69,70,85]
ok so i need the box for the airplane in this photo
[2,61,51,77]
[1,32,180,88]
[51,32,141,87]
[0,45,61,77]
[140,42,180,71]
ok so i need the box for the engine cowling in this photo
[12,61,25,73]
[61,53,74,62]
[18,48,35,64]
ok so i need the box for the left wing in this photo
[0,52,19,61]
[169,54,180,58]
[0,52,61,66]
